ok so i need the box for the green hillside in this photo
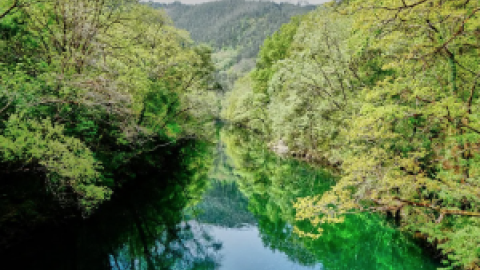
[146,0,315,90]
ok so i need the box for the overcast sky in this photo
[144,0,332,5]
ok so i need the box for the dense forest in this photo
[2,0,480,269]
[224,1,480,269]
[146,0,315,90]
[0,0,218,224]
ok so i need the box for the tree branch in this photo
[0,0,18,20]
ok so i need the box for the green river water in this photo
[0,127,440,270]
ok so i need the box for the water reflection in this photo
[109,221,220,270]
[192,181,256,228]
[203,225,322,270]
[0,140,221,270]
[218,127,440,270]
[0,129,440,270]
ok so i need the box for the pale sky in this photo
[143,0,332,5]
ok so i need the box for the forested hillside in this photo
[0,0,218,214]
[2,0,480,269]
[223,1,480,269]
[146,0,315,90]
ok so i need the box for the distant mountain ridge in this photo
[145,0,316,90]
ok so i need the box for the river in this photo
[0,127,440,270]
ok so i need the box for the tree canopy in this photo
[222,1,480,268]
[0,0,219,213]
[146,0,315,90]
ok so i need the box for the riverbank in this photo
[220,127,441,269]
[0,139,213,254]
[263,133,450,269]
[0,127,441,270]
[221,1,480,268]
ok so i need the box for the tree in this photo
[221,127,438,270]
[222,1,480,268]
[0,0,21,20]
[294,1,480,268]
[0,0,219,213]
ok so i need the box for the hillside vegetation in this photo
[0,0,218,213]
[147,0,315,90]
[223,1,480,269]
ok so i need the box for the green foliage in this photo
[222,74,264,129]
[0,115,109,212]
[147,0,315,91]
[222,14,306,132]
[221,127,439,270]
[252,15,302,95]
[0,139,219,269]
[149,0,314,57]
[0,0,219,213]
[223,1,480,268]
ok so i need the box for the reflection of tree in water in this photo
[193,180,256,228]
[0,140,221,270]
[192,124,258,228]
[222,127,333,266]
[222,127,439,270]
[209,123,237,183]
[104,189,222,270]
[110,222,220,270]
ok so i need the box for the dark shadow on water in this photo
[0,140,221,270]
[0,128,443,270]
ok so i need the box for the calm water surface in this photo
[0,128,440,270]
